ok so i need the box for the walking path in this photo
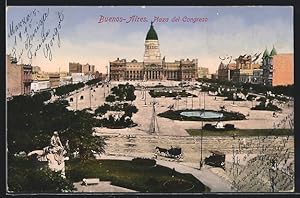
[96,155,233,192]
[74,181,136,192]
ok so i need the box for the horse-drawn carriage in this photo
[155,146,182,159]
[204,150,225,169]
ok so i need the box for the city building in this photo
[252,69,263,84]
[109,22,198,81]
[60,76,72,86]
[69,62,95,75]
[95,71,103,80]
[48,73,60,88]
[82,63,95,74]
[32,65,50,81]
[262,47,294,86]
[32,66,41,73]
[32,72,49,81]
[71,73,90,84]
[6,55,33,97]
[197,67,209,79]
[69,62,82,73]
[231,54,261,83]
[217,62,236,81]
[6,55,22,97]
[22,64,33,94]
[31,80,51,92]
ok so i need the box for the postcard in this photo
[6,5,294,193]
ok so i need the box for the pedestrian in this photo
[171,168,176,177]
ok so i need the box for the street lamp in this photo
[75,91,78,111]
[198,90,201,109]
[200,126,203,170]
[103,83,106,98]
[203,92,206,110]
[186,96,188,109]
[144,87,147,106]
[89,87,92,109]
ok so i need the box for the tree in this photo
[124,105,138,117]
[126,94,136,103]
[105,94,116,103]
[95,105,109,116]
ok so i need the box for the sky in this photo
[6,6,293,74]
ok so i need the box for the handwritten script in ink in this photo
[8,8,64,62]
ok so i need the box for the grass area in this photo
[186,129,294,137]
[67,159,210,193]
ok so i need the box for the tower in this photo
[144,22,162,64]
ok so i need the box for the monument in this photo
[28,131,68,178]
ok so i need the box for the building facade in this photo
[110,22,198,81]
[230,54,261,83]
[197,67,209,79]
[7,55,22,97]
[69,62,95,75]
[69,62,82,73]
[22,64,33,94]
[262,47,294,86]
[6,55,33,97]
[31,80,51,92]
[71,73,90,84]
[49,73,60,88]
[82,63,95,74]
[217,62,236,81]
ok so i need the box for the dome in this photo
[145,22,158,40]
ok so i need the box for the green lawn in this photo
[67,159,210,193]
[186,129,293,137]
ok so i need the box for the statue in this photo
[27,131,68,178]
[49,131,64,165]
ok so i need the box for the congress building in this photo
[109,22,198,81]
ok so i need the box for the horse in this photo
[155,146,168,156]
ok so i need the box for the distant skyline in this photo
[6,6,293,74]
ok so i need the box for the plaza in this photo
[64,79,294,192]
